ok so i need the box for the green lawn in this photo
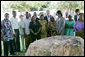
[1,38,26,56]
[12,51,26,56]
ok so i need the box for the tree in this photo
[1,1,84,13]
[56,1,84,11]
[3,1,50,11]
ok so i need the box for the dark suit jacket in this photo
[36,17,40,21]
[44,15,53,23]
[74,15,79,22]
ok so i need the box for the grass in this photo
[12,51,26,56]
[1,38,26,56]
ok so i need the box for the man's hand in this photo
[2,37,5,41]
[58,31,61,34]
[13,34,16,37]
[24,34,27,38]
[34,33,38,35]
[57,30,61,35]
[20,35,23,38]
[41,32,45,34]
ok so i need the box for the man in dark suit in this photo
[44,10,54,37]
[74,9,80,22]
[44,10,53,23]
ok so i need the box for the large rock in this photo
[25,36,84,56]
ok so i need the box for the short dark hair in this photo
[56,10,62,16]
[68,15,72,18]
[4,13,9,17]
[25,12,29,19]
[12,11,16,13]
[75,9,80,13]
[26,12,29,15]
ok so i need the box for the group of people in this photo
[1,9,84,56]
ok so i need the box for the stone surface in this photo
[25,36,84,56]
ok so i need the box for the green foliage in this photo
[1,1,84,12]
[1,1,50,12]
[56,1,84,11]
